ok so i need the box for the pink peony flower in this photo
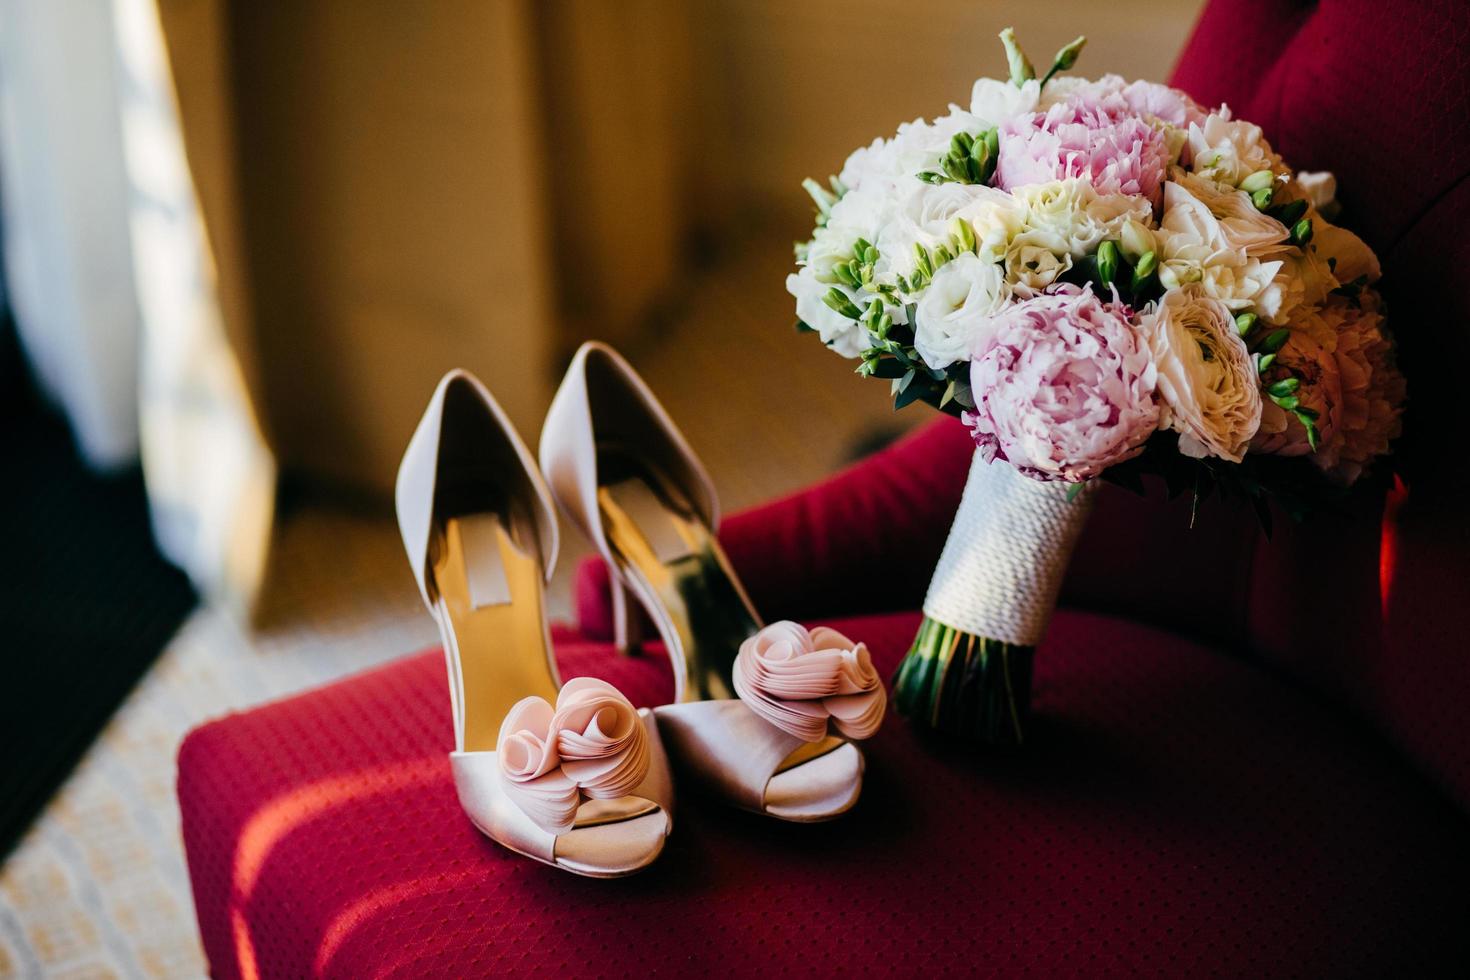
[1119,79,1209,128]
[964,285,1159,482]
[995,89,1172,206]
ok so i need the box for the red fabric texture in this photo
[179,615,1470,978]
[576,0,1470,810]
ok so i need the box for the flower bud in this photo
[999,27,1035,86]
[1096,241,1120,285]
[1251,186,1274,210]
[1130,251,1158,293]
[1120,219,1154,261]
[1234,312,1258,337]
[1240,169,1275,193]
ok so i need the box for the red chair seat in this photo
[178,614,1469,977]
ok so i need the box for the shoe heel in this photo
[611,571,644,654]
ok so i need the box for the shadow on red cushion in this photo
[179,615,1469,978]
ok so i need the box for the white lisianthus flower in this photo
[913,252,1010,369]
[1012,179,1151,258]
[1184,111,1287,186]
[805,185,893,281]
[785,268,868,358]
[1310,216,1381,285]
[1171,172,1290,256]
[1004,229,1073,292]
[1266,247,1336,323]
[1295,170,1337,211]
[842,109,986,195]
[970,77,1040,127]
[1139,285,1263,461]
[877,182,1023,280]
[1158,181,1283,312]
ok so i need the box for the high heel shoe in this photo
[396,369,673,876]
[540,343,885,822]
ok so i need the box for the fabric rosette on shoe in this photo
[497,677,650,834]
[732,622,887,742]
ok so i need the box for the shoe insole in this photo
[433,514,558,753]
[598,477,761,702]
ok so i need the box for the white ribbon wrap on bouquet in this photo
[921,453,1099,646]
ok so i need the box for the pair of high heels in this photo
[396,343,886,877]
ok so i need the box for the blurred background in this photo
[0,0,1202,974]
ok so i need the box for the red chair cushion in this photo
[179,617,1469,978]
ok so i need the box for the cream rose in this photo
[1004,229,1073,292]
[1140,286,1263,461]
[1012,178,1151,258]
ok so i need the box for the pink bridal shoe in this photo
[540,343,886,821]
[396,369,673,876]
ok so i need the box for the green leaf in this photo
[1261,329,1291,354]
[1065,480,1088,502]
[939,379,956,408]
[893,379,929,410]
[869,358,907,379]
[795,319,815,333]
[1268,199,1308,227]
[897,368,916,394]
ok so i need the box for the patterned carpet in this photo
[0,239,917,978]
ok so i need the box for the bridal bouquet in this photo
[787,30,1405,742]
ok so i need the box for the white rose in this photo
[786,268,867,359]
[1139,286,1263,461]
[970,77,1040,127]
[1013,179,1151,258]
[912,252,1010,370]
[1004,230,1072,292]
[1184,112,1286,186]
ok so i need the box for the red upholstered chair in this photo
[179,1,1470,975]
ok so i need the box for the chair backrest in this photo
[1169,0,1470,811]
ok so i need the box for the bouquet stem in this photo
[892,453,1097,744]
[893,617,1034,743]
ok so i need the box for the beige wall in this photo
[689,0,1206,229]
[160,0,1206,497]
